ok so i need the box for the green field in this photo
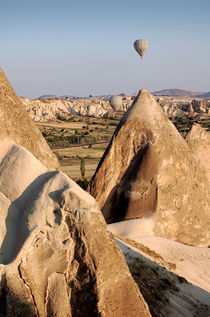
[36,115,210,182]
[36,115,120,181]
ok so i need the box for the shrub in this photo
[76,178,89,190]
[80,158,85,179]
[57,115,67,121]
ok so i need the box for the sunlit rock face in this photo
[0,139,150,317]
[190,99,207,113]
[21,97,131,121]
[89,90,210,246]
[0,68,59,170]
[186,123,210,186]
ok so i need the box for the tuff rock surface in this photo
[21,96,210,122]
[116,237,210,317]
[89,90,210,246]
[0,138,150,317]
[0,68,59,169]
[21,97,130,121]
[186,124,210,185]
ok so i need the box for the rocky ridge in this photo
[21,96,210,122]
[186,124,210,185]
[89,89,210,246]
[115,237,210,317]
[0,69,59,170]
[21,97,131,121]
[0,138,150,317]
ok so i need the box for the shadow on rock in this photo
[103,142,158,224]
[0,171,69,265]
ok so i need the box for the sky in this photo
[1,0,210,98]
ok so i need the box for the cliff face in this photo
[21,95,210,122]
[89,90,210,246]
[0,138,150,317]
[0,68,59,170]
[186,124,210,185]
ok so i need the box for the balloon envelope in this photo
[134,39,148,58]
[109,95,122,112]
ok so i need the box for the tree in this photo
[80,158,85,179]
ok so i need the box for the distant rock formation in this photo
[89,90,210,246]
[21,95,210,122]
[0,68,59,170]
[186,124,210,185]
[187,102,194,113]
[0,138,150,317]
[21,97,130,121]
[190,99,208,113]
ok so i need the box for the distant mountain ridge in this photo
[38,94,113,100]
[196,92,210,98]
[151,89,208,97]
[37,90,210,100]
[38,95,58,99]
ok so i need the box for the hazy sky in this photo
[1,0,210,98]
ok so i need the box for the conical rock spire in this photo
[89,90,210,246]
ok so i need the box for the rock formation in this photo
[0,68,59,169]
[89,90,210,246]
[20,95,210,122]
[0,138,150,317]
[115,237,210,317]
[190,99,207,113]
[186,124,210,185]
[21,97,130,121]
[186,102,194,113]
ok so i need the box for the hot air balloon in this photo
[134,39,148,59]
[109,95,122,112]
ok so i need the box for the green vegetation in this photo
[108,122,118,126]
[169,116,210,137]
[76,178,89,190]
[37,112,209,184]
[57,115,67,121]
[45,134,110,149]
[80,158,85,179]
[37,115,120,150]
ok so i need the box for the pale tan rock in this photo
[191,99,207,113]
[115,237,210,317]
[187,102,194,113]
[186,124,210,185]
[0,139,150,317]
[21,95,210,121]
[21,97,131,121]
[89,90,210,246]
[0,68,59,169]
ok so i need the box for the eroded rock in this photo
[0,68,59,170]
[0,138,150,317]
[89,90,210,246]
[186,124,210,185]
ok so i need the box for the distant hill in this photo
[151,89,206,97]
[60,95,78,99]
[38,95,79,100]
[193,92,210,99]
[37,94,112,100]
[38,95,58,99]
